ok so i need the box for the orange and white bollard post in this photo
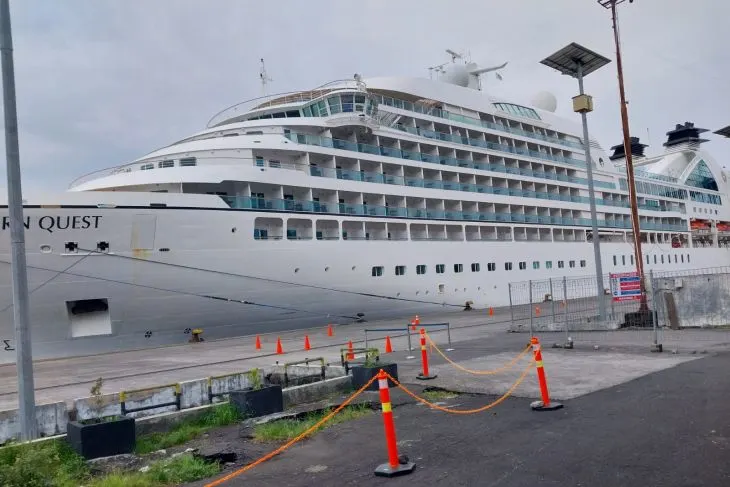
[374,369,416,477]
[416,328,437,380]
[529,336,563,411]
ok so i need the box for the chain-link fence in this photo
[507,266,730,351]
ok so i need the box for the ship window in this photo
[685,160,718,191]
[558,261,564,269]
[488,262,496,271]
[532,261,539,270]
[372,266,383,277]
[569,260,575,268]
[613,255,617,266]
[471,263,480,272]
[519,261,526,270]
[286,110,300,118]
[454,264,463,273]
[140,163,154,170]
[622,255,626,265]
[580,260,586,268]
[630,255,634,265]
[505,262,512,271]
[687,254,690,263]
[158,159,174,168]
[436,264,445,274]
[654,255,657,264]
[674,255,678,263]
[681,254,684,263]
[395,265,406,276]
[302,106,312,117]
[255,157,264,167]
[646,254,650,265]
[179,157,197,167]
[327,96,342,114]
[416,265,427,275]
[545,261,552,269]
[341,94,354,112]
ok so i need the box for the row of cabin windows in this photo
[371,259,587,277]
[611,253,691,266]
[140,157,197,171]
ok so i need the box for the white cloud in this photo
[0,0,727,194]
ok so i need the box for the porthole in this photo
[477,286,481,291]
[294,268,300,273]
[396,292,401,297]
[40,245,51,253]
[351,266,356,271]
[425,290,430,295]
[416,291,420,295]
[325,266,330,272]
[231,227,237,233]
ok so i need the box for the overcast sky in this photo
[1,0,729,194]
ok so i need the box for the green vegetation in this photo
[253,404,372,442]
[85,455,219,487]
[136,402,242,454]
[422,389,460,401]
[0,438,219,487]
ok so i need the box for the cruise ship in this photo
[0,53,728,363]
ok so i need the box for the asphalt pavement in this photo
[202,351,730,487]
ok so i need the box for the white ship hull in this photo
[1,199,725,364]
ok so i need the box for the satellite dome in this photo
[531,91,557,113]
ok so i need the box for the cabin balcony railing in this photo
[307,165,678,213]
[288,131,616,190]
[220,196,688,233]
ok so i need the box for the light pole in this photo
[597,0,648,312]
[541,42,611,321]
[0,0,37,440]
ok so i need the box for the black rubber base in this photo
[530,400,564,411]
[417,373,438,380]
[374,461,417,477]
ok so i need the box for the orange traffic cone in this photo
[276,337,283,354]
[489,307,494,316]
[347,340,355,360]
[255,335,262,350]
[385,335,393,353]
[304,335,311,351]
[327,324,334,337]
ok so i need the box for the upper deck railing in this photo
[206,79,360,128]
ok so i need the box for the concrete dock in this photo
[1,306,728,413]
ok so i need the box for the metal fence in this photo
[507,266,730,351]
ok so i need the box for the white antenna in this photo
[259,58,272,96]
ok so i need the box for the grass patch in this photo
[0,438,219,487]
[86,454,220,487]
[136,402,242,454]
[253,404,372,442]
[422,389,460,401]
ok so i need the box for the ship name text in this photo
[1,215,102,233]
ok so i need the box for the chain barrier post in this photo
[416,328,437,380]
[374,369,416,477]
[529,336,563,411]
[445,322,454,351]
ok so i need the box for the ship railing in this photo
[223,195,688,233]
[206,79,359,128]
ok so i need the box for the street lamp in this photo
[540,42,611,321]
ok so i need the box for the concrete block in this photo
[208,369,261,404]
[0,402,67,444]
[283,375,353,409]
[180,378,208,409]
[74,393,122,422]
[122,384,179,418]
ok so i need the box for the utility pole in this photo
[0,0,37,440]
[599,0,647,311]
